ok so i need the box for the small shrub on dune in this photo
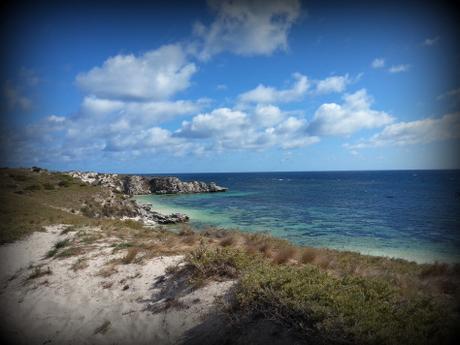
[272,246,296,264]
[122,247,139,264]
[220,235,236,247]
[299,247,317,264]
[181,234,197,245]
[178,224,194,236]
[185,246,252,284]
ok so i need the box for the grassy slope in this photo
[1,168,459,344]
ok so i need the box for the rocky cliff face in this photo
[65,171,227,225]
[122,175,151,195]
[149,176,227,194]
[66,172,227,196]
[67,171,124,193]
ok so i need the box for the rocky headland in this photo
[66,171,227,225]
[67,171,227,195]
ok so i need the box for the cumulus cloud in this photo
[314,74,351,94]
[80,96,202,125]
[388,64,410,73]
[253,104,285,127]
[177,108,248,139]
[176,106,317,151]
[238,73,308,104]
[76,44,197,101]
[371,58,385,69]
[194,0,301,60]
[344,112,460,149]
[309,89,394,136]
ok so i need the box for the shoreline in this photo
[134,194,460,265]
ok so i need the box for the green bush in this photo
[184,247,457,345]
[237,261,456,345]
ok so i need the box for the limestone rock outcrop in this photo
[149,176,227,194]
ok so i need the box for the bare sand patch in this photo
[0,225,234,345]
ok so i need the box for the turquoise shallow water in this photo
[135,170,460,263]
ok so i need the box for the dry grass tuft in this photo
[272,246,296,264]
[181,234,197,245]
[299,247,317,264]
[121,247,140,264]
[26,266,52,280]
[220,235,236,247]
[97,264,118,278]
[178,224,194,236]
[71,257,89,271]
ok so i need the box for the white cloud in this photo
[47,115,66,123]
[238,73,308,104]
[388,64,410,73]
[423,36,440,46]
[76,44,197,101]
[314,74,351,94]
[309,89,394,136]
[253,104,285,127]
[176,106,317,151]
[371,58,385,69]
[194,0,301,60]
[79,96,202,126]
[345,112,460,149]
[177,108,248,139]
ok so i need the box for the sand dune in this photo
[0,225,233,345]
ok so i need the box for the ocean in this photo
[135,170,460,263]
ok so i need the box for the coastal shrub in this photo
[220,235,236,247]
[178,224,194,236]
[272,246,296,264]
[299,248,317,264]
[236,262,456,345]
[183,247,457,345]
[184,246,253,285]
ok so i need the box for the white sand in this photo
[0,225,234,345]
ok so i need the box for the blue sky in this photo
[1,0,459,173]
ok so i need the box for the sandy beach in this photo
[0,225,234,345]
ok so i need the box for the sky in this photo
[1,0,459,173]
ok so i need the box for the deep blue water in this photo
[136,170,460,263]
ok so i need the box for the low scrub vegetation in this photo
[183,246,459,345]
